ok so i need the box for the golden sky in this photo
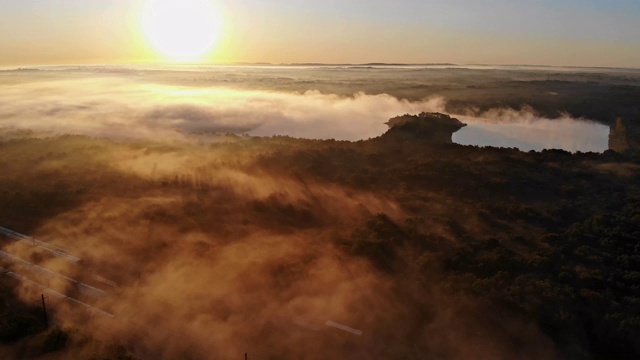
[1,0,639,67]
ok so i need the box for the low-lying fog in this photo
[0,65,617,151]
[1,64,633,359]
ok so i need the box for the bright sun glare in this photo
[142,0,223,62]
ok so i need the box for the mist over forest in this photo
[2,64,638,140]
[1,65,640,359]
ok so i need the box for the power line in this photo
[1,266,114,318]
[0,226,81,263]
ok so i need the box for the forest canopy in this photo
[0,112,639,359]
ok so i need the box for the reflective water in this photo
[453,116,610,152]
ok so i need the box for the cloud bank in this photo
[0,69,610,152]
[0,74,445,141]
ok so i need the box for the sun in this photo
[142,0,223,62]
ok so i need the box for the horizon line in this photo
[2,61,640,71]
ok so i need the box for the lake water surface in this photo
[453,116,610,152]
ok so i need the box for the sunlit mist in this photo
[3,62,637,357]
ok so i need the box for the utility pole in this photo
[40,294,48,328]
[33,294,49,328]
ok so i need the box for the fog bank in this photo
[0,69,610,152]
[0,75,444,141]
